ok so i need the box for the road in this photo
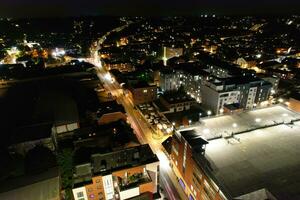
[87,22,187,199]
[91,60,186,200]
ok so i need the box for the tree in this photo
[57,148,74,200]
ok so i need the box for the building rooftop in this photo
[92,144,158,175]
[0,167,59,199]
[131,81,155,89]
[180,130,208,148]
[204,121,300,199]
[160,90,195,104]
[73,144,158,186]
[96,100,125,118]
[179,105,300,140]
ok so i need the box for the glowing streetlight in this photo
[172,122,176,126]
[278,98,284,103]
[271,89,275,94]
[255,118,261,123]
[232,123,237,128]
[188,120,192,124]
[203,128,210,134]
[219,108,224,114]
[207,110,212,116]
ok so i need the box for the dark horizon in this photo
[0,0,300,18]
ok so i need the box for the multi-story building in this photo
[170,106,300,200]
[156,91,196,114]
[257,74,280,93]
[159,68,181,92]
[159,64,210,102]
[96,100,127,125]
[128,81,157,105]
[170,130,226,200]
[201,77,272,114]
[72,144,159,200]
[288,92,300,113]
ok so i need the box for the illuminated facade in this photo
[72,144,159,200]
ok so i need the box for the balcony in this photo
[118,171,152,191]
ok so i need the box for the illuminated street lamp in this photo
[203,128,210,134]
[232,123,237,128]
[188,120,192,125]
[219,108,224,114]
[255,118,261,123]
[172,122,176,126]
[207,110,212,116]
[278,98,284,103]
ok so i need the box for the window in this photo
[143,89,148,93]
[77,191,85,200]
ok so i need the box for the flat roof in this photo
[179,105,300,140]
[205,121,300,199]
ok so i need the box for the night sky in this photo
[0,0,299,17]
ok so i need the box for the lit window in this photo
[143,89,148,93]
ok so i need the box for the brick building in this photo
[72,144,160,200]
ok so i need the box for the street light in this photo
[207,110,212,116]
[219,108,224,114]
[232,123,237,128]
[255,118,261,123]
[172,122,176,126]
[203,128,210,134]
[278,98,284,103]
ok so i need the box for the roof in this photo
[179,105,300,141]
[180,130,208,148]
[9,122,52,145]
[204,121,300,199]
[160,91,195,104]
[73,144,158,185]
[224,103,242,111]
[131,81,155,89]
[0,167,59,197]
[91,144,158,175]
[96,100,125,118]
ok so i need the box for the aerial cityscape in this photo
[0,2,300,200]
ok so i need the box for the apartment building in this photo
[72,144,159,200]
[201,77,272,114]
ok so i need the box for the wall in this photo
[289,98,300,113]
[98,112,127,125]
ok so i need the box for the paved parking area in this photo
[205,122,300,199]
[179,105,300,140]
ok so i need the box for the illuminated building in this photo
[128,81,157,105]
[201,77,272,114]
[170,106,300,199]
[72,144,159,200]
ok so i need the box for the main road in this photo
[87,22,187,199]
[90,59,186,200]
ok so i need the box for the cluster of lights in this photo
[52,48,65,57]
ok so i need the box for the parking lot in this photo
[179,105,300,140]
